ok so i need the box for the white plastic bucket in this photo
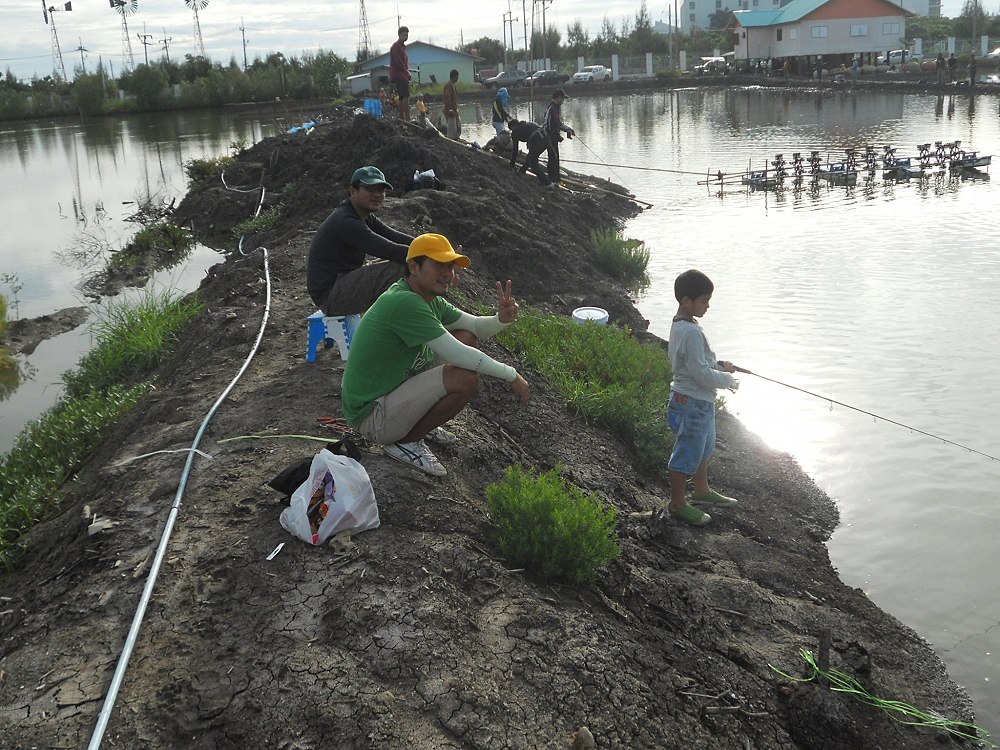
[572,307,609,325]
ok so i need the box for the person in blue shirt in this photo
[492,87,511,135]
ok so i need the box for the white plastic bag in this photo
[280,449,379,545]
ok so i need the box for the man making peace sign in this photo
[341,233,530,476]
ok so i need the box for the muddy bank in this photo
[2,306,88,355]
[0,107,978,749]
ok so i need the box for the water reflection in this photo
[0,110,250,449]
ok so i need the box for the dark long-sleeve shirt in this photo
[543,101,571,141]
[307,199,412,306]
[509,120,546,167]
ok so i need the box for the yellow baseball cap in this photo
[406,233,470,267]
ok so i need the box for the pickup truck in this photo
[481,70,527,89]
[526,69,570,86]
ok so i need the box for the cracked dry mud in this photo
[0,109,976,749]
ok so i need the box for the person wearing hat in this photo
[307,166,414,316]
[491,87,511,135]
[542,88,575,186]
[341,233,530,476]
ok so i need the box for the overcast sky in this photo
[3,0,968,82]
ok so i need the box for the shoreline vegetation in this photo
[0,106,986,748]
[0,291,202,568]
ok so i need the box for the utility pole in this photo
[503,11,518,70]
[160,28,171,62]
[240,18,248,71]
[137,24,153,66]
[76,36,87,74]
[522,0,528,67]
[541,0,552,64]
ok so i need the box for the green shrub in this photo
[0,294,7,338]
[63,289,203,397]
[499,308,673,475]
[184,154,236,184]
[111,221,194,270]
[591,227,650,288]
[486,465,620,584]
[232,204,283,238]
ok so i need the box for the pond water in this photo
[3,92,999,731]
[0,111,273,452]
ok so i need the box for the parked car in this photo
[481,70,527,89]
[886,50,922,65]
[526,69,570,86]
[572,65,611,83]
[986,47,1000,60]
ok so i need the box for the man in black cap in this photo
[542,88,575,186]
[307,166,415,316]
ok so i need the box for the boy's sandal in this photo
[691,489,738,506]
[669,504,712,527]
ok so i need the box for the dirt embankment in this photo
[0,108,976,749]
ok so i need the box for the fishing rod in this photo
[729,364,1000,462]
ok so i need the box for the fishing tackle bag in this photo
[279,448,379,545]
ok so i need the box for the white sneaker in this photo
[383,440,447,477]
[426,426,458,445]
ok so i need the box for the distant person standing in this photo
[542,88,574,186]
[491,87,511,135]
[442,69,461,139]
[969,51,977,88]
[389,26,411,122]
[850,58,859,84]
[936,52,946,85]
[415,93,429,127]
[782,59,790,78]
[948,52,957,82]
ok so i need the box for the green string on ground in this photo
[769,649,995,746]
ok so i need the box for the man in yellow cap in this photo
[341,233,531,476]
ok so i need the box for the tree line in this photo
[3,0,998,121]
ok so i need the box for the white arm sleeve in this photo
[445,311,509,340]
[426,333,517,382]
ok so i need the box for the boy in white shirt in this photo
[667,269,739,526]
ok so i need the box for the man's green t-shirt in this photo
[342,279,462,426]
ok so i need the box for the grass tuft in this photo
[591,227,650,288]
[499,308,673,475]
[233,204,283,238]
[184,154,236,184]
[486,465,620,584]
[0,288,201,567]
[63,290,203,397]
[111,221,194,270]
[0,383,149,567]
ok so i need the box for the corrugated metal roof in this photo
[735,0,911,27]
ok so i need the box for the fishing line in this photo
[733,365,1000,462]
[559,157,717,177]
[570,136,627,185]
